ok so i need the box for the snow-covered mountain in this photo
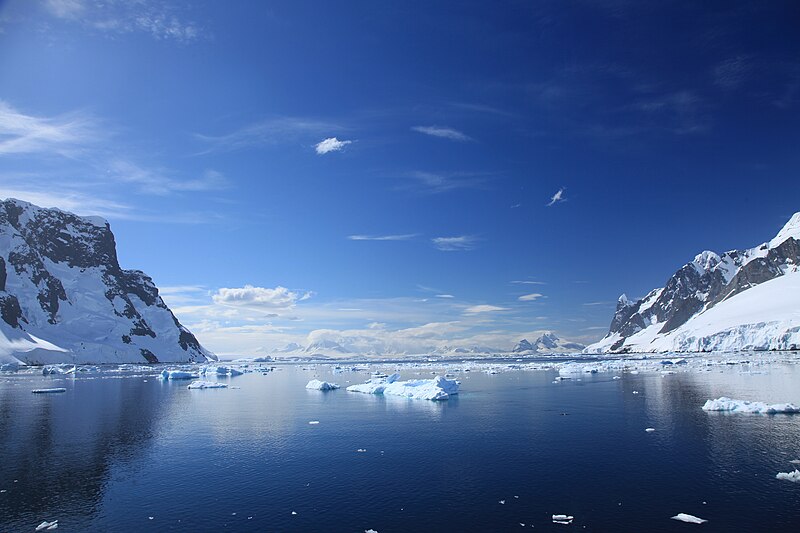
[586,213,800,354]
[512,332,585,354]
[0,199,215,365]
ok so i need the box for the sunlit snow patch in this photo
[702,397,800,414]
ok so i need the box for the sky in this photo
[0,0,799,355]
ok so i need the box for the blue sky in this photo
[1,0,799,354]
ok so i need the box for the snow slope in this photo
[586,212,800,354]
[0,199,214,365]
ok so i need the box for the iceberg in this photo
[35,520,58,531]
[305,379,340,390]
[187,380,228,389]
[31,388,66,394]
[199,365,243,377]
[347,374,458,401]
[671,513,707,524]
[776,470,800,483]
[702,397,800,414]
[160,370,198,380]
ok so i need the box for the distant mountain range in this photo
[277,331,585,357]
[0,199,215,365]
[586,212,800,354]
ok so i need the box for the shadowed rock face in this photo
[0,199,214,364]
[596,213,800,353]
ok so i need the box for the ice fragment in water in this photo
[702,397,799,414]
[31,388,66,394]
[645,428,656,432]
[776,470,800,483]
[671,513,707,524]
[35,521,58,531]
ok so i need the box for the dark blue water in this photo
[1,361,799,532]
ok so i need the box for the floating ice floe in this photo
[199,365,243,377]
[308,420,320,425]
[347,374,458,401]
[776,469,800,483]
[702,397,800,414]
[671,513,707,524]
[0,362,20,372]
[160,370,198,380]
[31,388,66,394]
[305,380,340,390]
[187,380,228,389]
[35,520,58,531]
[645,428,656,432]
[552,514,573,525]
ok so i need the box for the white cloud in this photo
[412,126,472,142]
[0,186,130,220]
[43,0,203,42]
[315,137,352,154]
[518,293,544,302]
[464,304,508,314]
[347,233,417,241]
[435,294,455,299]
[546,187,566,206]
[212,285,310,311]
[432,235,479,251]
[0,100,100,157]
[511,280,546,285]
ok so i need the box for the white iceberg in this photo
[702,397,800,414]
[35,521,58,531]
[199,365,243,377]
[160,370,198,380]
[671,513,707,524]
[776,469,800,483]
[347,374,458,401]
[187,380,228,389]
[306,379,340,391]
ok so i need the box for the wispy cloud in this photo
[0,100,100,157]
[547,187,566,206]
[404,171,484,194]
[195,117,341,154]
[518,293,544,302]
[412,125,472,142]
[347,233,417,241]
[435,294,455,299]
[43,0,203,42]
[511,280,546,285]
[713,55,753,90]
[107,160,229,195]
[0,185,130,220]
[432,235,479,251]
[315,137,352,155]
[464,304,507,314]
[582,301,613,306]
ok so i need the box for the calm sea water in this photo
[1,359,799,532]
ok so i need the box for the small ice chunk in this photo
[789,459,800,464]
[552,514,573,524]
[305,380,340,390]
[776,469,800,483]
[702,397,800,414]
[309,420,320,425]
[499,500,505,504]
[31,388,66,394]
[291,511,297,515]
[199,365,243,377]
[356,448,367,453]
[671,513,707,524]
[365,530,378,533]
[645,428,656,432]
[35,521,58,531]
[187,381,228,389]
